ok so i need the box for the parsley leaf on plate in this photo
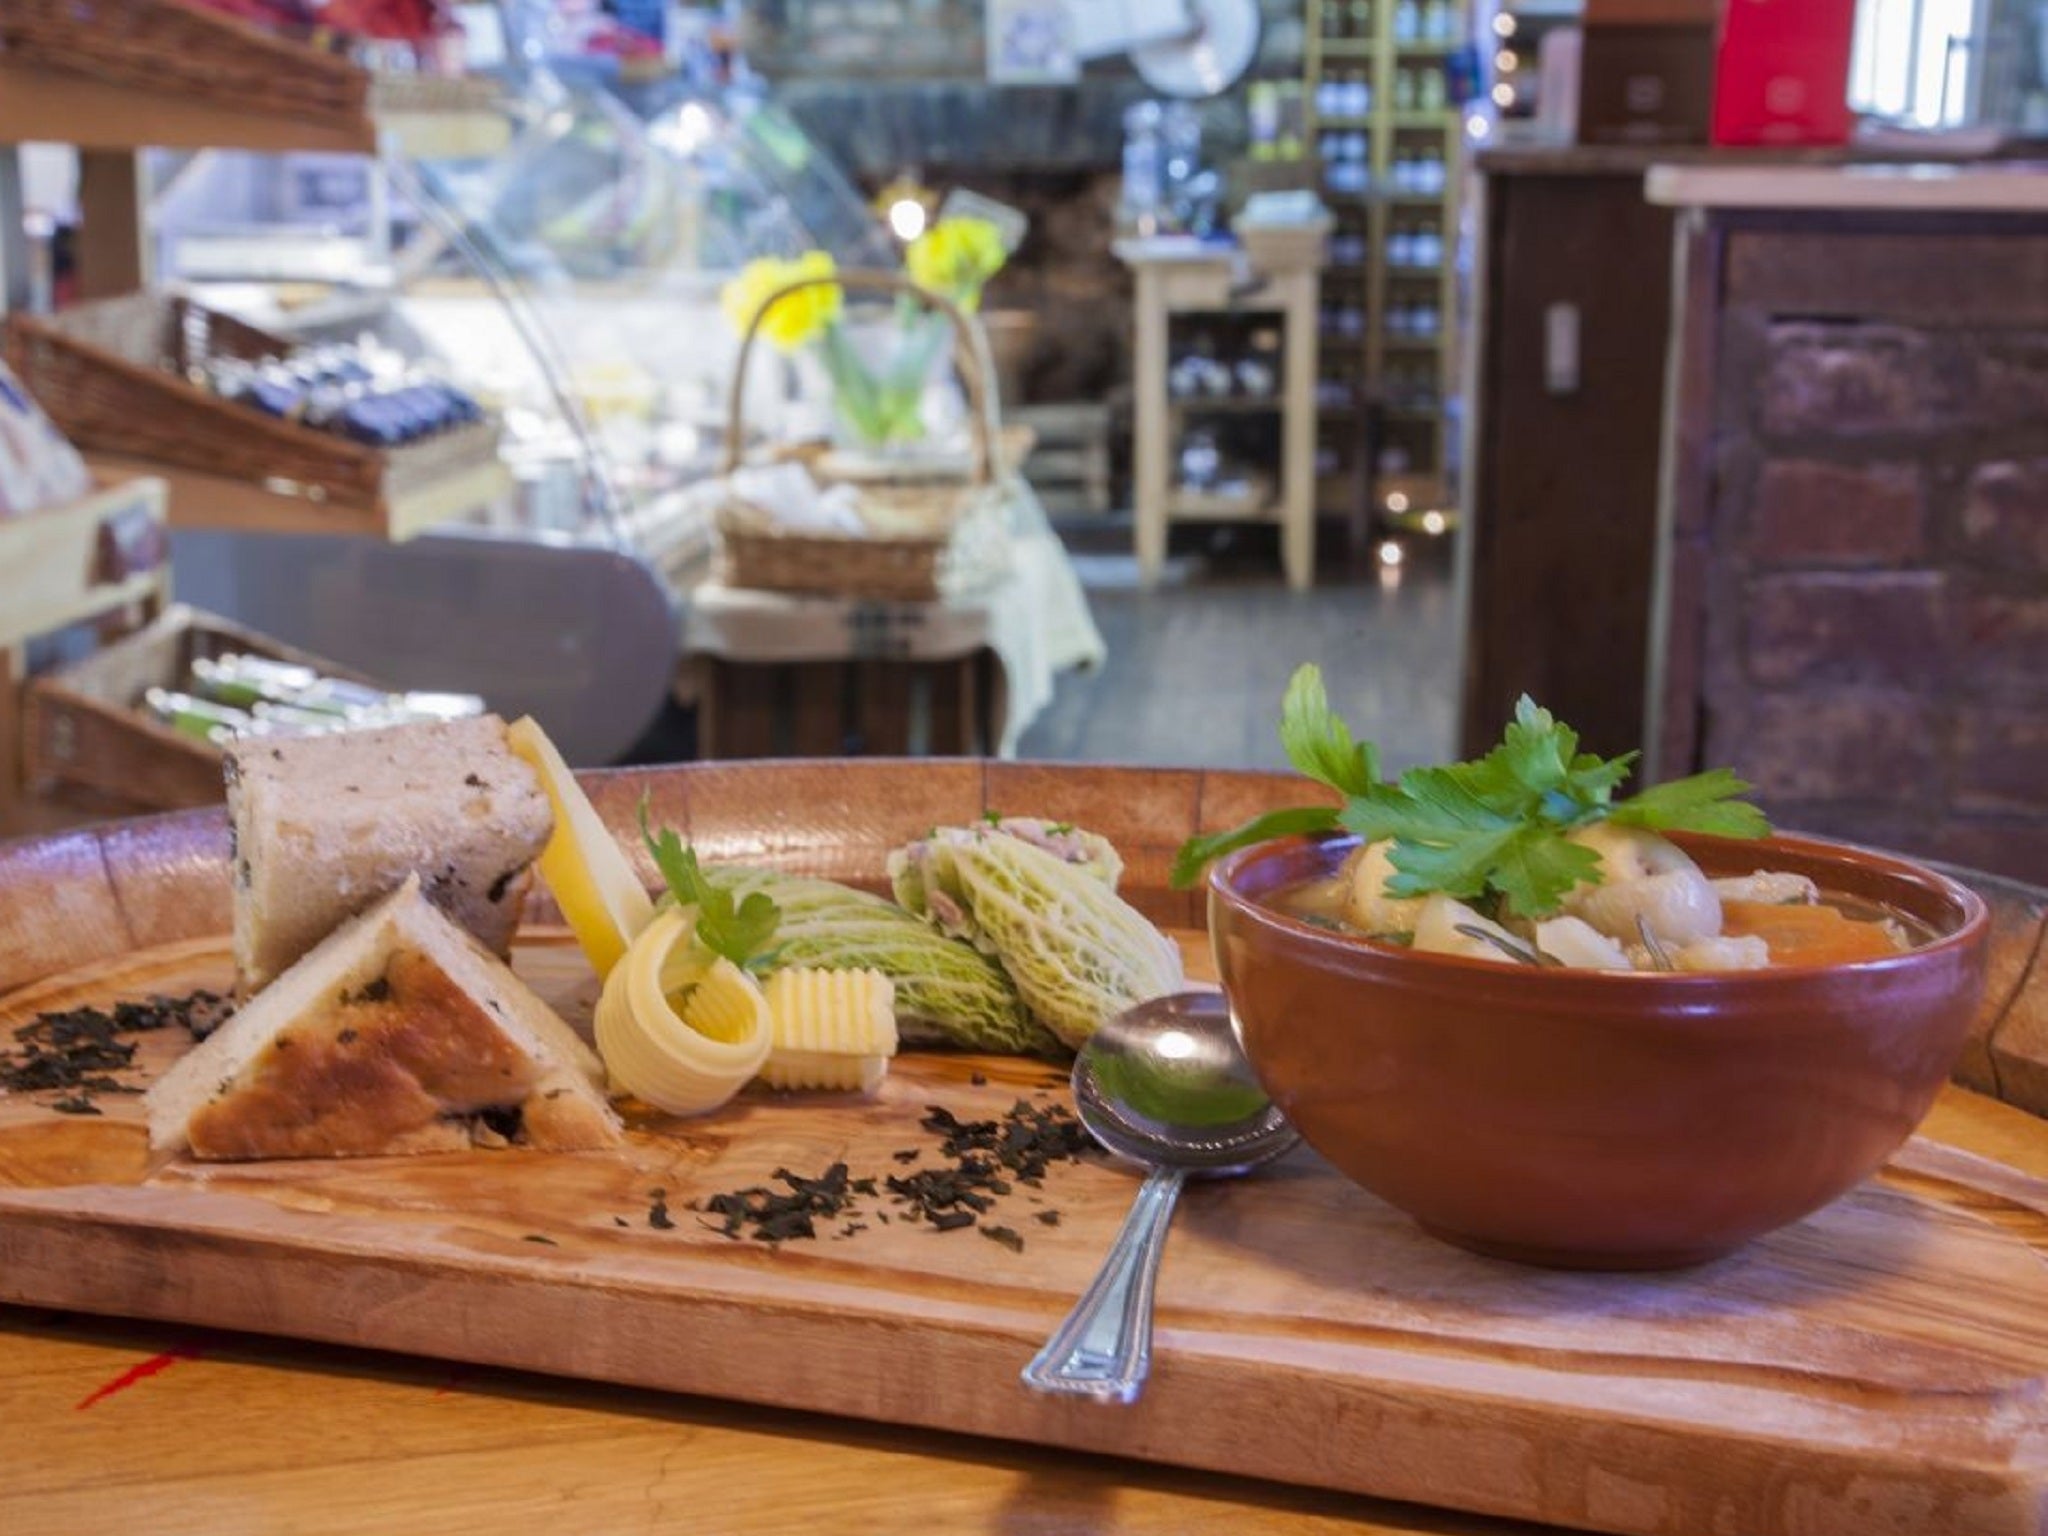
[638,797,780,970]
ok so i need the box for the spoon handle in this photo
[1019,1166,1185,1404]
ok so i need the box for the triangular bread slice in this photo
[147,877,622,1161]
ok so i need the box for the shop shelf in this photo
[8,292,510,542]
[0,0,508,163]
[1305,0,1463,510]
[81,453,512,542]
[1169,484,1278,520]
[1169,396,1286,415]
[0,61,509,159]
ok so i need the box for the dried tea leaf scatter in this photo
[1,992,231,1111]
[686,1098,1093,1251]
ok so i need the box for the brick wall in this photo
[1662,225,2048,884]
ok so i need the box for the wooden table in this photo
[2,1084,2040,1536]
[0,1307,1509,1536]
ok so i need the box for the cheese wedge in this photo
[506,716,655,980]
[146,877,621,1160]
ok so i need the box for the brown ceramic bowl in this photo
[1209,831,1990,1270]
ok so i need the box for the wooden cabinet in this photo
[1460,152,1679,758]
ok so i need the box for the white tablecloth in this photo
[683,478,1105,756]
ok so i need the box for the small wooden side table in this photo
[1115,235,1324,591]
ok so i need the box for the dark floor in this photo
[1015,519,1460,774]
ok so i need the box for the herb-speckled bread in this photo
[226,716,552,995]
[146,877,621,1160]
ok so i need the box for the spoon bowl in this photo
[1021,991,1298,1403]
[1072,992,1298,1173]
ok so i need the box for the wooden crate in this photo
[23,605,385,812]
[0,474,167,652]
[5,293,507,539]
[0,473,170,835]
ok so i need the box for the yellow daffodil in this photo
[905,217,1008,312]
[721,251,843,352]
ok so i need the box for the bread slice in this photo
[147,877,621,1161]
[226,715,552,994]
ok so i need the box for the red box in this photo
[1711,0,1857,145]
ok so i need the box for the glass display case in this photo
[138,61,894,763]
[153,66,891,561]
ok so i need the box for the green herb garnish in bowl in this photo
[1172,665,1770,922]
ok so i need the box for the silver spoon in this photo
[1020,991,1299,1404]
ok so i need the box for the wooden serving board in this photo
[2,762,2047,1536]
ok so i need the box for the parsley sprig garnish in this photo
[1171,666,1769,917]
[638,797,779,971]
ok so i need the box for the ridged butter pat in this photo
[760,967,898,1095]
[594,908,771,1116]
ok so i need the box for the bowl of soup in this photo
[1208,830,1989,1270]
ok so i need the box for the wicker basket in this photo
[4,292,500,516]
[0,0,367,133]
[716,272,1006,603]
[24,605,388,812]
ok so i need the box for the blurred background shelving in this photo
[1302,0,1464,528]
